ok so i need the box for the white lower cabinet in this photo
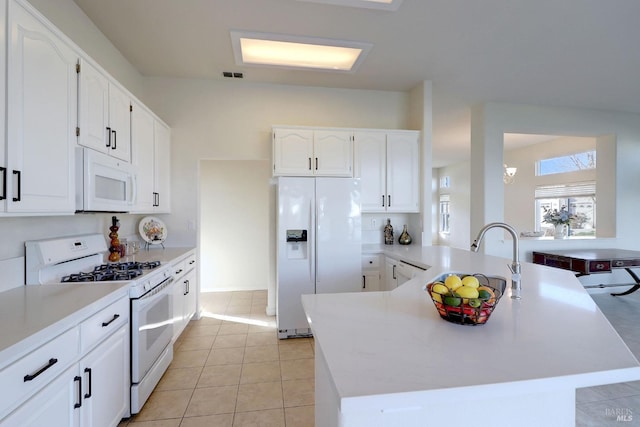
[361,255,381,292]
[79,325,129,427]
[171,251,197,341]
[384,256,399,290]
[4,325,128,427]
[1,364,79,427]
[0,294,130,427]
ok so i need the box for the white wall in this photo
[503,135,600,235]
[468,103,640,265]
[435,161,471,249]
[139,77,415,312]
[199,160,272,292]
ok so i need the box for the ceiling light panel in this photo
[230,31,372,72]
[296,0,403,11]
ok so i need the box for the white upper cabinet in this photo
[78,59,131,162]
[386,132,420,212]
[131,102,155,212]
[353,131,387,211]
[5,0,78,213]
[354,130,420,213]
[273,127,352,176]
[107,84,131,162]
[131,102,171,214]
[153,120,171,213]
[313,130,353,176]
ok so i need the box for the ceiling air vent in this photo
[222,71,244,79]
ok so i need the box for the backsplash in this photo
[0,213,149,284]
[361,213,421,245]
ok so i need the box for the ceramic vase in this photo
[554,224,567,240]
[399,225,412,245]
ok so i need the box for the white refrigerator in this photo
[276,177,361,339]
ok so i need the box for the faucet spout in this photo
[470,222,521,300]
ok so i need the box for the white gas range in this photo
[25,233,175,415]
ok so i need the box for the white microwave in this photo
[76,147,135,212]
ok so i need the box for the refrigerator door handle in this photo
[310,199,315,288]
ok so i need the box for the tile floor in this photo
[576,289,640,426]
[118,287,640,426]
[119,290,314,427]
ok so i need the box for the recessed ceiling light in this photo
[296,0,403,11]
[230,31,372,72]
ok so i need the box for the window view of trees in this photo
[537,151,596,176]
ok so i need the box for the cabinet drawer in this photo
[185,253,196,270]
[0,327,79,417]
[172,259,187,278]
[362,255,380,269]
[80,296,129,354]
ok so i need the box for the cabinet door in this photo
[273,128,314,176]
[153,121,171,213]
[7,0,78,213]
[1,365,79,427]
[0,0,6,211]
[386,132,420,213]
[362,270,381,292]
[78,59,109,155]
[313,130,352,176]
[80,325,129,427]
[384,257,398,291]
[354,132,386,212]
[131,102,155,212]
[172,276,186,342]
[183,268,197,323]
[107,84,131,162]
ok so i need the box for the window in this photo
[535,182,596,237]
[439,194,450,234]
[537,151,596,176]
[439,176,450,189]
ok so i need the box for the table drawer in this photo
[0,327,79,416]
[362,255,380,269]
[80,296,129,353]
[612,259,640,268]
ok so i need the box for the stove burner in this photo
[61,260,161,283]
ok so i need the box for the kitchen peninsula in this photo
[302,246,640,427]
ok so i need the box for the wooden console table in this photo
[532,248,640,296]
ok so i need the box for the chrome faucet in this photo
[470,222,522,300]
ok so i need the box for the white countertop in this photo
[0,246,195,367]
[0,282,130,368]
[303,245,640,407]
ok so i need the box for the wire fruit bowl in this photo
[425,273,506,325]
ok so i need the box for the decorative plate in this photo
[139,216,167,245]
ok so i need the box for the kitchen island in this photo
[302,246,640,427]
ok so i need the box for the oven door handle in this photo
[135,276,175,306]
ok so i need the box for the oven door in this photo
[131,277,174,383]
[76,147,135,212]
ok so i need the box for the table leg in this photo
[611,268,640,296]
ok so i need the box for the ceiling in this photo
[71,0,640,168]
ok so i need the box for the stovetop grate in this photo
[61,261,161,283]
